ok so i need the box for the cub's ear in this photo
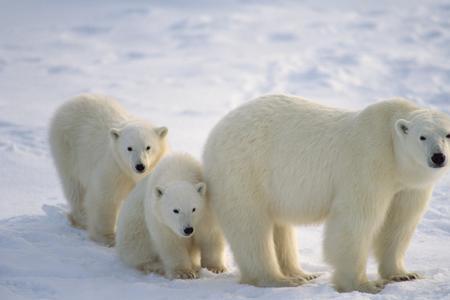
[395,119,410,137]
[110,128,120,140]
[195,182,206,196]
[154,186,164,198]
[155,126,168,138]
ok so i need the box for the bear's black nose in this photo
[431,153,446,167]
[184,227,194,236]
[135,164,145,173]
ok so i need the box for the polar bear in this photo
[116,153,227,279]
[203,94,450,293]
[49,94,169,246]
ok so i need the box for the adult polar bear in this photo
[50,94,169,246]
[203,94,450,293]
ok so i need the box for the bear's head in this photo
[152,181,206,238]
[110,121,168,180]
[395,109,450,186]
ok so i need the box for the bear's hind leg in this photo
[50,132,86,229]
[274,224,318,282]
[220,207,303,287]
[374,188,431,282]
[63,177,87,230]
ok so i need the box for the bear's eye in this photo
[420,136,426,141]
[127,147,133,151]
[146,146,151,151]
[192,208,196,212]
[173,209,179,214]
[446,134,450,139]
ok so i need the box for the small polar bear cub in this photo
[116,153,227,279]
[49,94,169,246]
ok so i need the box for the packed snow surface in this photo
[1,0,450,299]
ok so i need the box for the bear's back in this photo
[50,94,133,181]
[149,154,203,191]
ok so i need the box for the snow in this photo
[1,0,450,299]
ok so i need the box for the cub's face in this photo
[154,181,206,238]
[396,111,450,175]
[110,123,168,179]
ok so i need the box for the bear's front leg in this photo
[85,175,129,247]
[195,210,227,274]
[198,234,227,274]
[139,260,165,275]
[189,244,201,274]
[324,192,392,293]
[154,228,198,279]
[375,188,431,282]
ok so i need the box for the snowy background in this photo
[1,0,450,299]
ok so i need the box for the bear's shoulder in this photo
[362,99,420,117]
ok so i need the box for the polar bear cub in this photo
[49,94,169,246]
[203,95,450,293]
[116,153,226,279]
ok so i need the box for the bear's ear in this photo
[110,128,120,140]
[195,182,206,196]
[155,127,168,138]
[154,186,164,198]
[395,119,410,137]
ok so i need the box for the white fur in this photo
[115,153,226,279]
[49,94,169,246]
[202,94,450,293]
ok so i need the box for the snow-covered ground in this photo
[1,0,450,299]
